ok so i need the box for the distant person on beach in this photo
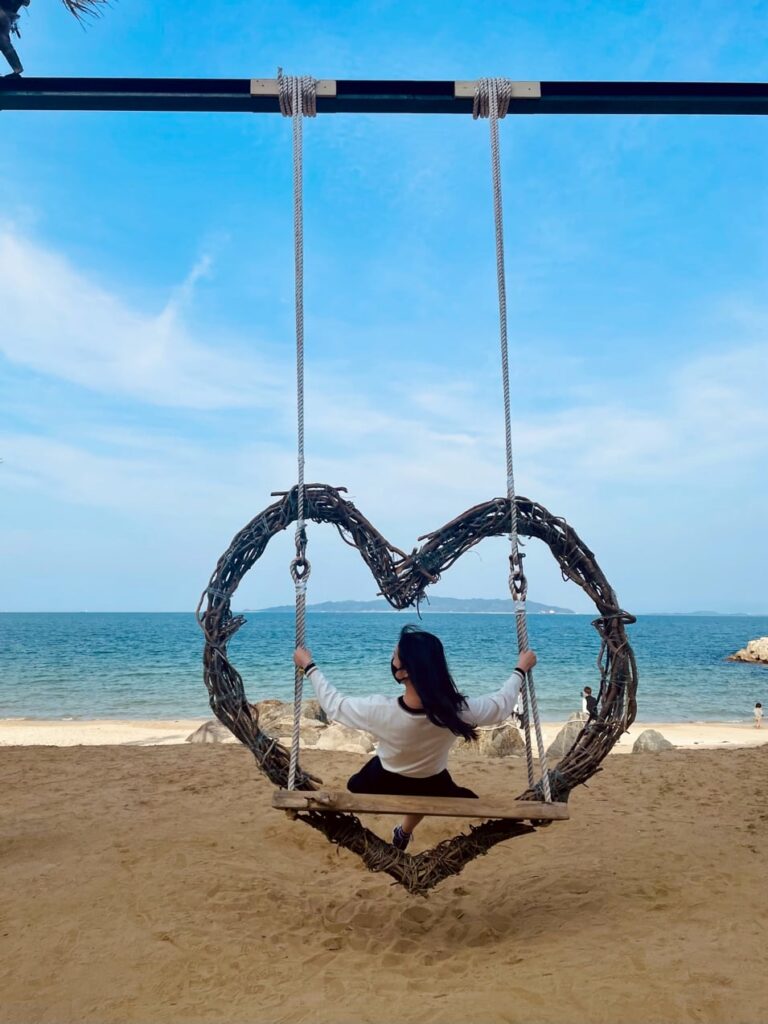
[294,624,535,852]
[755,703,763,729]
[583,686,598,721]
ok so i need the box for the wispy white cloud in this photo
[3,224,765,516]
[0,229,284,410]
[1,227,766,612]
[518,342,768,486]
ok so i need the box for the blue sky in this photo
[1,0,767,613]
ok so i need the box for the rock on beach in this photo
[185,720,238,744]
[474,723,526,758]
[311,722,375,754]
[545,717,584,761]
[632,728,674,753]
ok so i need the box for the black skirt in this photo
[347,756,478,799]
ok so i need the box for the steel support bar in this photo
[1,77,768,115]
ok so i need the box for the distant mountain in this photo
[251,596,573,615]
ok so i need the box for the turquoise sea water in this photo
[1,612,766,723]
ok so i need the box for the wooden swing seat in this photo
[272,789,569,821]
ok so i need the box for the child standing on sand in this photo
[755,703,763,729]
[293,624,535,852]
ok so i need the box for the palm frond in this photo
[61,0,111,22]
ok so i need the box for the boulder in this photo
[254,699,326,730]
[545,719,584,761]
[311,722,375,754]
[569,711,590,724]
[268,716,325,749]
[301,698,327,722]
[728,637,768,665]
[252,698,284,728]
[270,717,325,740]
[632,729,674,753]
[185,720,239,744]
[474,723,525,758]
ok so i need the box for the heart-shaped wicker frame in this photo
[198,484,637,896]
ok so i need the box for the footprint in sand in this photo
[323,975,346,999]
[389,936,420,955]
[399,904,432,926]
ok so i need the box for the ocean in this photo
[1,612,766,723]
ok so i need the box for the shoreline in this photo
[1,716,766,750]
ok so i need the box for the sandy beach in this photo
[1,734,767,1024]
[2,716,767,751]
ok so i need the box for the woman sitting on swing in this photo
[293,624,536,851]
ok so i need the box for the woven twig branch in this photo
[197,484,637,895]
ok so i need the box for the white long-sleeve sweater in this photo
[306,665,525,778]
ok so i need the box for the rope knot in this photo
[278,70,318,118]
[472,78,514,120]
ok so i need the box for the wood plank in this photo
[272,789,569,820]
[250,78,338,97]
[454,80,542,99]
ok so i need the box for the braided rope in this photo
[280,71,317,790]
[474,78,552,802]
[519,664,535,789]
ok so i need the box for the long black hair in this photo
[397,625,477,741]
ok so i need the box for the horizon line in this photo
[1,609,766,617]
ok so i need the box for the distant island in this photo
[645,610,758,617]
[251,596,574,615]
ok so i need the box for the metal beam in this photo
[1,77,768,115]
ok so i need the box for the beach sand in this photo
[1,740,767,1024]
[1,716,767,750]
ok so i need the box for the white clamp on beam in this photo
[454,80,541,99]
[250,79,338,97]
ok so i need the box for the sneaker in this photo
[392,824,412,851]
